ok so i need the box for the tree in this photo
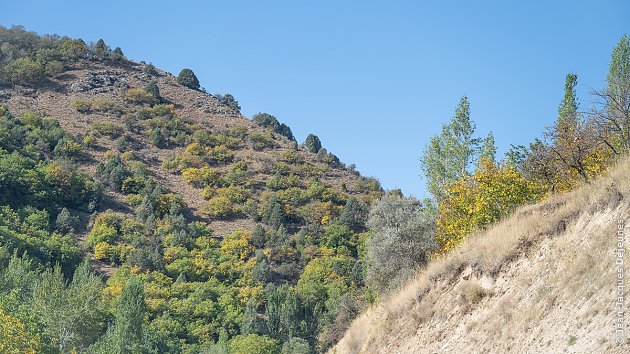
[144,80,161,101]
[366,194,436,294]
[112,277,147,353]
[421,96,479,201]
[227,334,278,354]
[55,207,78,233]
[479,131,496,162]
[241,298,259,335]
[304,134,322,153]
[252,113,296,141]
[545,74,606,189]
[8,57,45,84]
[436,158,541,252]
[594,35,630,152]
[32,262,105,353]
[215,93,241,113]
[0,309,40,354]
[281,338,311,354]
[94,39,110,60]
[177,68,200,90]
[338,197,368,232]
[110,47,125,61]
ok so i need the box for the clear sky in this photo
[2,1,628,198]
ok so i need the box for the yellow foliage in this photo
[437,158,542,252]
[0,309,40,354]
[94,241,111,260]
[221,230,254,262]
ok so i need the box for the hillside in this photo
[334,158,630,353]
[1,61,381,238]
[0,26,383,353]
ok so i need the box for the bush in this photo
[228,334,278,354]
[177,68,200,89]
[304,134,321,153]
[182,166,221,188]
[92,122,124,138]
[281,338,311,354]
[252,113,296,141]
[204,196,237,219]
[144,80,161,100]
[124,88,158,105]
[72,100,92,113]
[55,207,78,233]
[8,57,45,84]
[215,93,240,113]
[249,131,274,150]
[436,158,541,252]
[366,194,436,295]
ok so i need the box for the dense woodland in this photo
[0,24,628,354]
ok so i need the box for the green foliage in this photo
[304,134,322,153]
[55,207,78,233]
[338,198,368,232]
[281,337,311,354]
[420,96,479,201]
[228,334,278,354]
[215,93,241,113]
[252,112,296,141]
[249,131,274,150]
[366,194,436,294]
[479,131,496,162]
[177,68,200,90]
[7,57,45,84]
[144,80,161,101]
[93,121,124,138]
[125,88,158,105]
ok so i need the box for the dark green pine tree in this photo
[177,68,200,89]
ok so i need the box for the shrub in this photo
[215,93,241,113]
[177,68,200,89]
[436,158,541,252]
[220,230,254,261]
[124,88,158,105]
[92,122,124,138]
[182,166,221,188]
[204,196,237,219]
[249,131,274,150]
[228,334,278,354]
[55,207,78,233]
[88,220,119,247]
[54,137,83,157]
[207,145,234,164]
[144,80,161,100]
[94,241,111,260]
[252,112,296,141]
[366,194,436,295]
[281,337,311,354]
[338,198,368,232]
[304,134,321,153]
[8,57,45,84]
[72,100,92,113]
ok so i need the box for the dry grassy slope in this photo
[1,60,375,238]
[334,159,630,354]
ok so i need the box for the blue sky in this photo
[2,1,628,198]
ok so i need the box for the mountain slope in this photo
[0,26,383,352]
[334,158,630,353]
